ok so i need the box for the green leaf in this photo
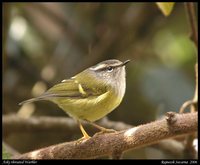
[156,2,175,16]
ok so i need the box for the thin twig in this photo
[179,100,196,113]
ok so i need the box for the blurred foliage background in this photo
[3,2,197,159]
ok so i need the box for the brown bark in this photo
[13,112,197,159]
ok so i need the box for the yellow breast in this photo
[54,90,123,122]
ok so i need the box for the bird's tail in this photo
[19,92,68,105]
[19,97,45,105]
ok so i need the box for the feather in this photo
[19,78,104,105]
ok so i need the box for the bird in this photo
[19,59,130,139]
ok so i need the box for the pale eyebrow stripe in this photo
[90,64,107,71]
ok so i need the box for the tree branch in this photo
[179,3,198,159]
[184,2,198,108]
[23,3,87,53]
[152,139,185,158]
[185,2,198,48]
[13,112,197,159]
[183,2,198,112]
[3,115,132,137]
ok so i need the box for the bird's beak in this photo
[122,60,130,66]
[115,60,130,68]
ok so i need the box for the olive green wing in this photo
[19,78,102,105]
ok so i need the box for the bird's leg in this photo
[86,120,116,133]
[77,120,91,140]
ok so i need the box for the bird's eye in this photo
[107,66,113,72]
